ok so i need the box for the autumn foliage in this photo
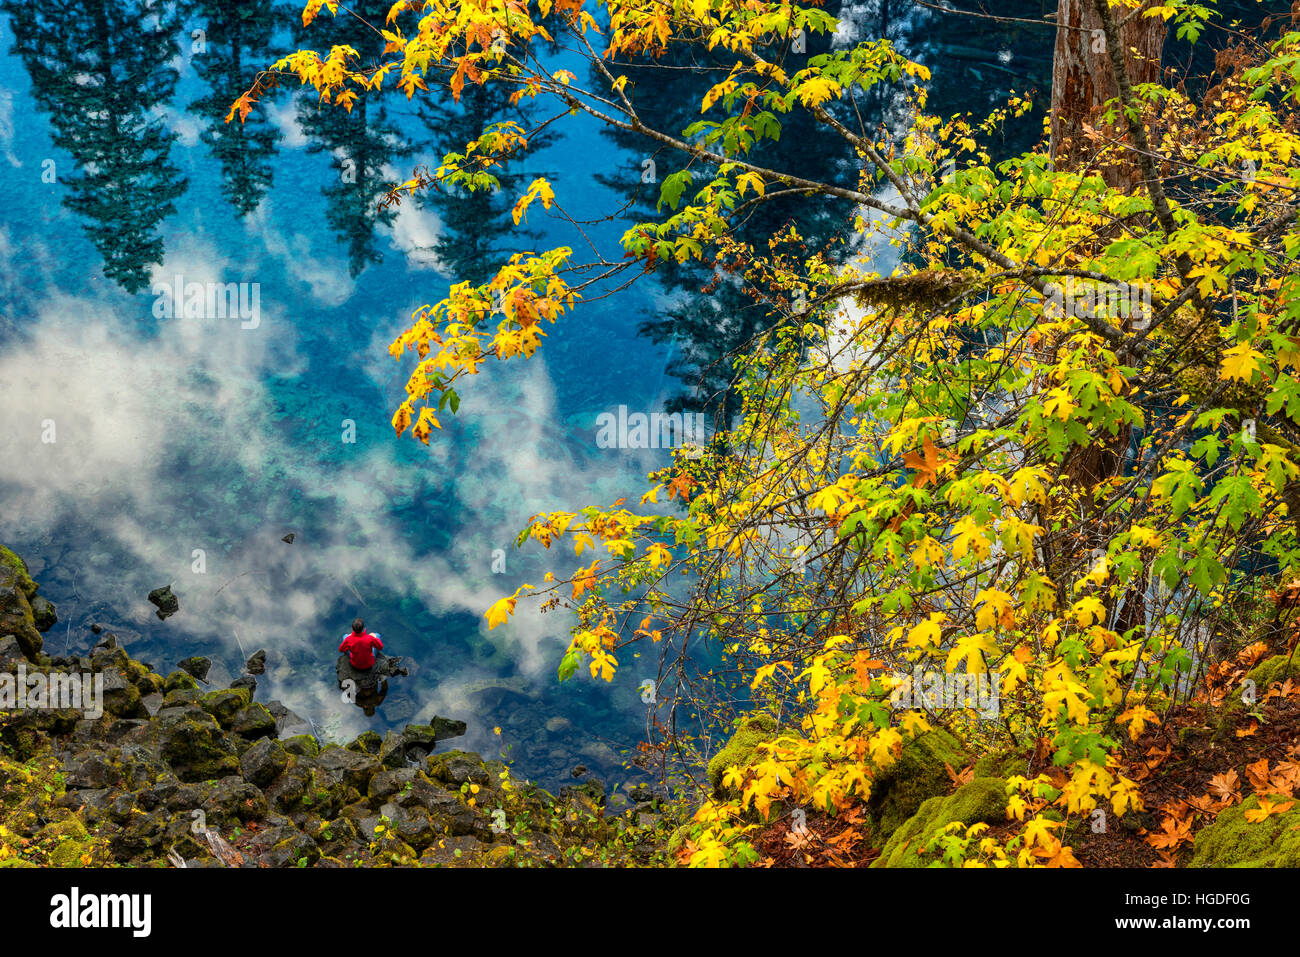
[241,0,1300,866]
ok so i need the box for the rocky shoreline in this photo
[0,544,675,867]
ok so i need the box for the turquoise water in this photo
[0,0,1077,789]
[0,2,677,788]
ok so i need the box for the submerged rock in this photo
[0,541,657,869]
[147,585,179,620]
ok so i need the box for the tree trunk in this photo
[1044,1,1168,628]
[1049,0,1167,191]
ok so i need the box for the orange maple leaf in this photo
[571,559,602,599]
[1208,769,1241,804]
[1244,798,1296,823]
[1245,758,1272,793]
[901,435,955,488]
[1144,815,1193,850]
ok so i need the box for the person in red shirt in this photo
[339,618,383,670]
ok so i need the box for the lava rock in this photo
[229,675,257,696]
[147,585,179,620]
[239,737,289,789]
[177,656,211,682]
[29,595,57,633]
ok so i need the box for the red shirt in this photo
[339,631,382,669]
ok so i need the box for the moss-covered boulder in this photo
[427,750,491,788]
[1245,654,1300,693]
[1191,794,1300,867]
[867,727,969,842]
[872,777,1008,867]
[972,749,1026,779]
[37,815,96,866]
[283,734,321,758]
[707,714,778,794]
[100,669,145,718]
[228,703,276,740]
[199,688,251,728]
[29,596,56,634]
[152,707,241,782]
[163,670,200,694]
[0,546,37,600]
[0,575,43,661]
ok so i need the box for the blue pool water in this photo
[0,3,677,789]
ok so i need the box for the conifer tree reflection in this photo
[414,81,556,287]
[183,0,288,217]
[4,0,187,293]
[293,3,411,277]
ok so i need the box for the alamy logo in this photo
[1043,277,1151,327]
[49,887,151,937]
[151,274,261,329]
[0,665,103,718]
[595,405,707,451]
[889,667,1000,718]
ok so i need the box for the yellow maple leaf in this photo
[1220,342,1266,383]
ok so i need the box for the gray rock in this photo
[148,585,179,620]
[229,675,257,696]
[29,595,56,633]
[64,750,119,789]
[177,656,211,682]
[315,745,379,793]
[367,767,419,803]
[240,737,289,789]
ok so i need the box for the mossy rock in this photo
[1191,794,1300,867]
[972,749,1027,780]
[1245,654,1300,694]
[200,688,252,727]
[163,670,200,694]
[347,730,383,755]
[36,816,91,867]
[867,727,969,842]
[707,714,778,794]
[123,660,164,697]
[872,777,1008,868]
[283,734,321,758]
[228,703,276,739]
[0,546,37,600]
[155,710,240,782]
[0,582,42,661]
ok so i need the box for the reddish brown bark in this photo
[1049,0,1167,191]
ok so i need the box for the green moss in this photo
[200,688,252,727]
[37,817,90,867]
[163,670,200,694]
[867,727,969,842]
[0,546,37,599]
[284,735,321,758]
[1245,654,1300,693]
[707,714,778,794]
[872,777,1008,868]
[1191,794,1300,867]
[972,749,1026,779]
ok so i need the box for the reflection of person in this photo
[339,618,382,670]
[356,678,389,718]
